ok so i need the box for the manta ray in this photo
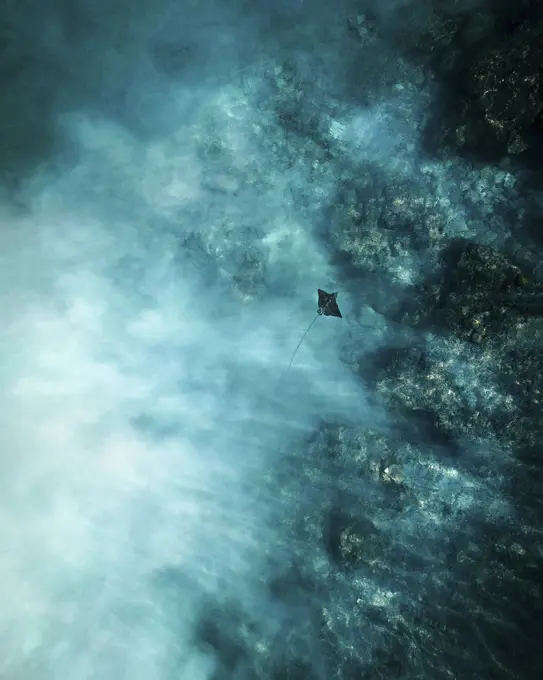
[287,289,343,371]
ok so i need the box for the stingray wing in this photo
[325,295,342,318]
[317,288,328,312]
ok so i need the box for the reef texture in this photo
[200,3,543,679]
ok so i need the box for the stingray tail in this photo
[287,313,320,372]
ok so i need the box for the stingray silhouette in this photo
[317,289,342,318]
[287,290,343,371]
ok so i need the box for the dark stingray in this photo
[318,289,342,318]
[287,290,343,371]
